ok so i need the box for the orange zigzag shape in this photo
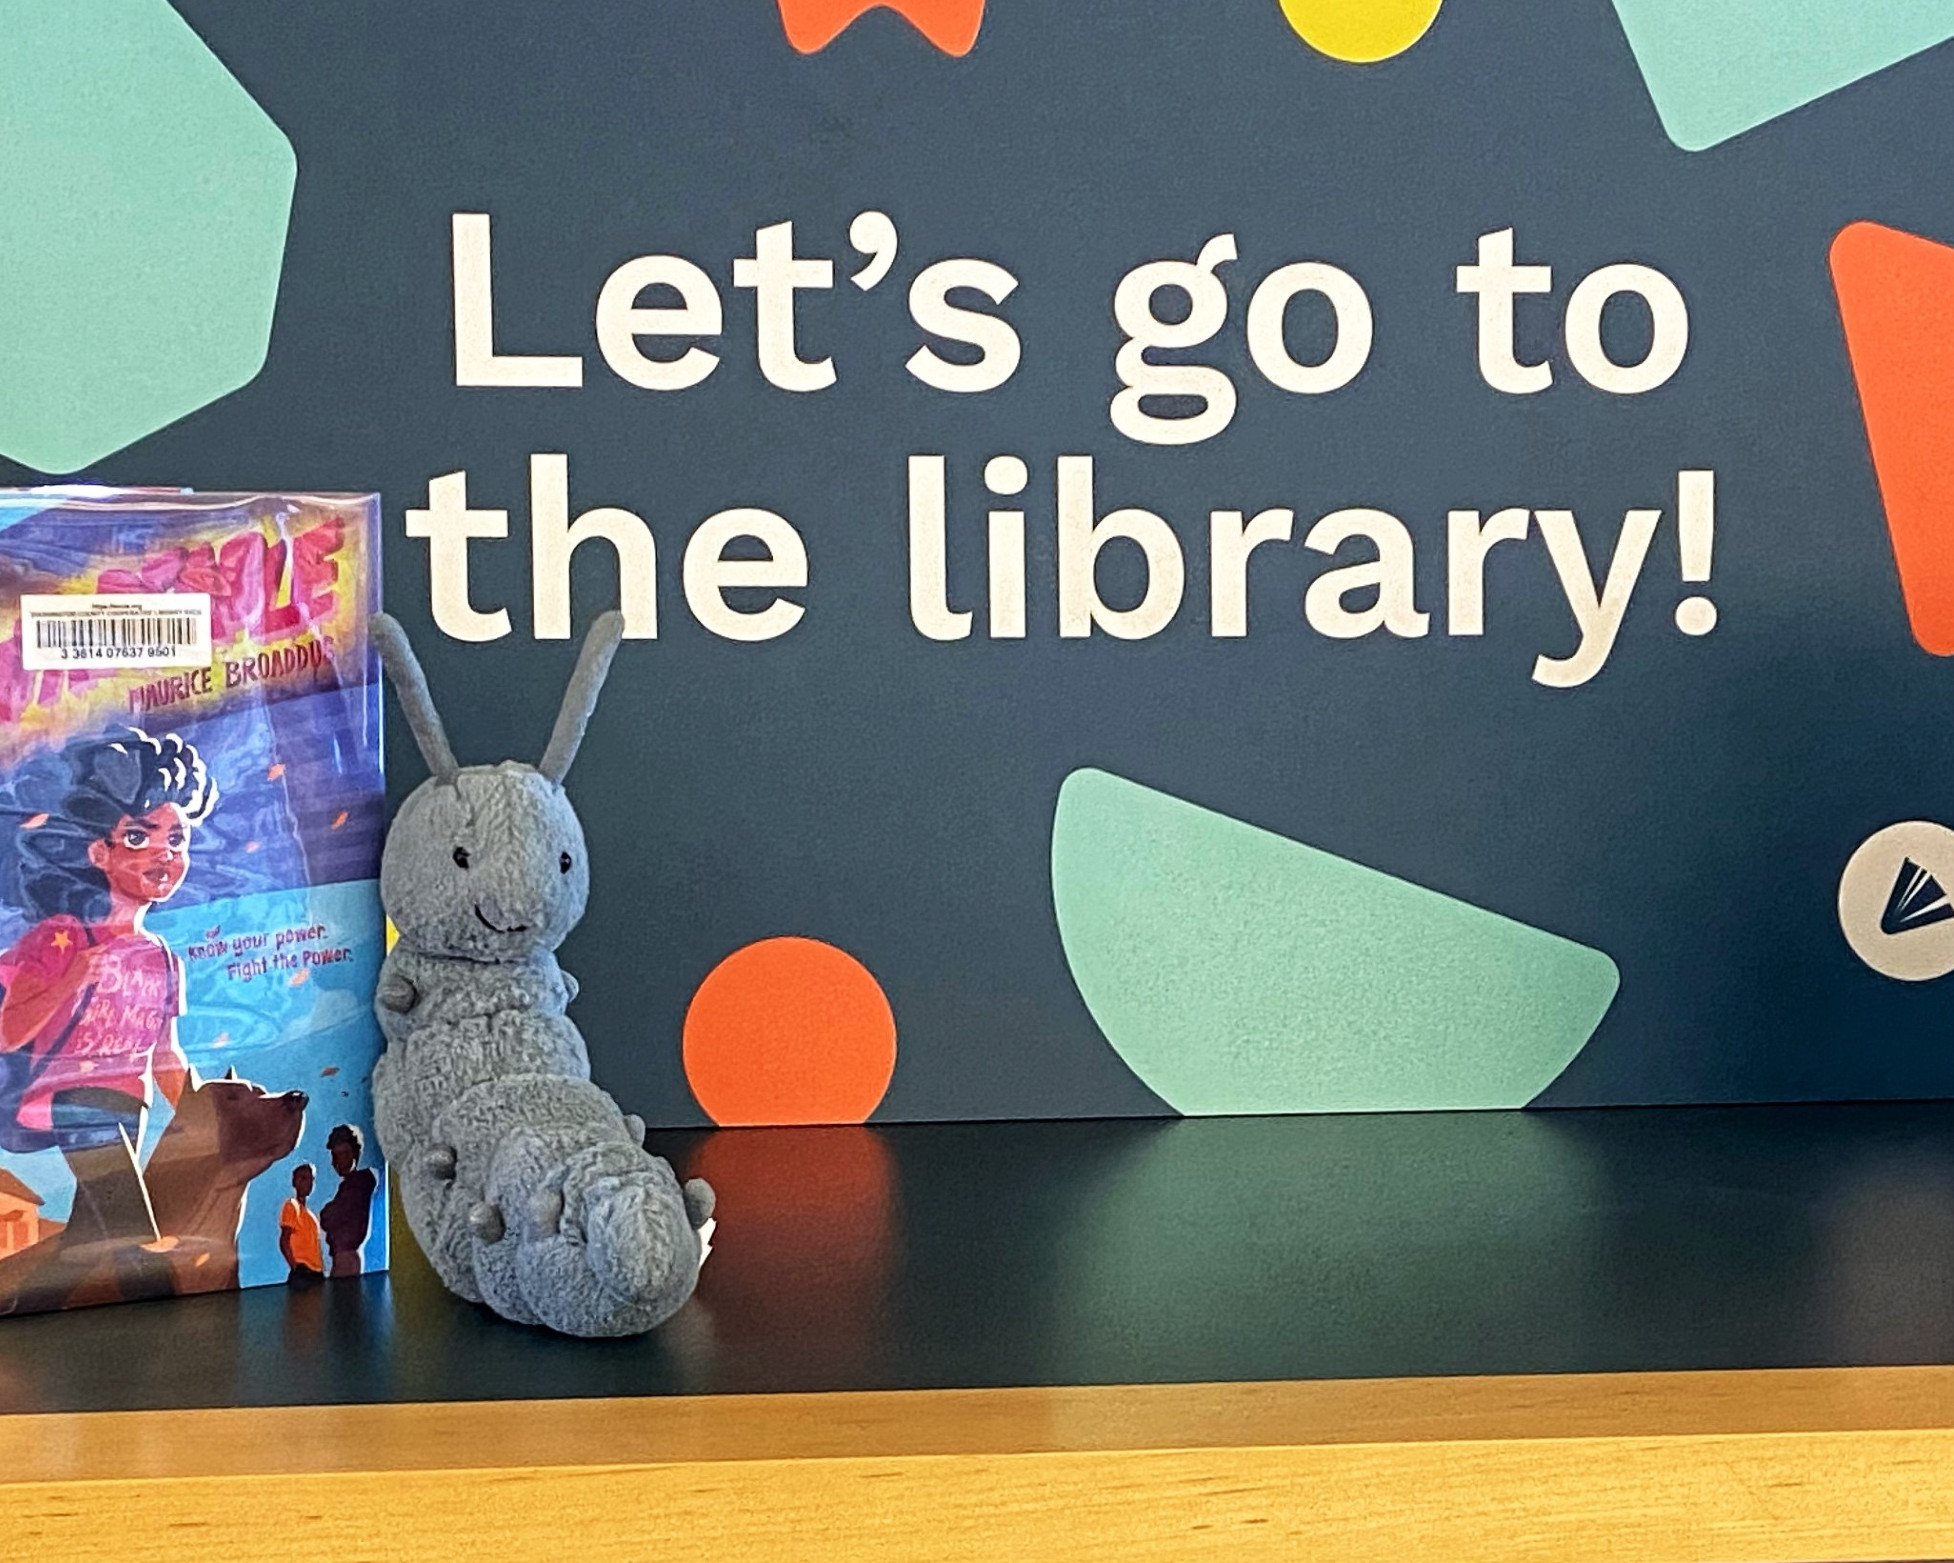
[776,0,985,55]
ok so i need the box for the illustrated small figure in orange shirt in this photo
[278,1162,325,1285]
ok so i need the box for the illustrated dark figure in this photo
[279,1161,324,1284]
[319,1121,376,1278]
[0,728,217,1273]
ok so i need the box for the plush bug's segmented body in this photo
[368,613,712,1338]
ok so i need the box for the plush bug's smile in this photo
[474,906,530,935]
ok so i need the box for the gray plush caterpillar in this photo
[368,610,712,1337]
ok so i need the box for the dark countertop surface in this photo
[4,1103,1954,1416]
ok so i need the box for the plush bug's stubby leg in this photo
[526,1189,564,1237]
[377,972,419,1015]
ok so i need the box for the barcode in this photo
[19,592,213,671]
[34,613,202,653]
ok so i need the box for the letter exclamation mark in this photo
[1674,469,1717,635]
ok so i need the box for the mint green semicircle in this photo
[1051,769,1619,1115]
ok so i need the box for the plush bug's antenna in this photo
[370,613,460,784]
[539,611,625,784]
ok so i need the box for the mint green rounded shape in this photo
[1609,0,1954,151]
[0,0,296,473]
[1051,768,1620,1115]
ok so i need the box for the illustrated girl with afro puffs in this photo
[0,728,217,1250]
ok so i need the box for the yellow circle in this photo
[1278,0,1444,63]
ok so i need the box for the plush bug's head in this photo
[371,612,623,962]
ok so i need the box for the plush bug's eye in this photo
[453,846,471,869]
[559,852,573,874]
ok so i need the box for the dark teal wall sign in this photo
[4,0,1954,1125]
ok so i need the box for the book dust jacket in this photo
[0,490,387,1315]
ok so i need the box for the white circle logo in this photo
[1839,821,1954,981]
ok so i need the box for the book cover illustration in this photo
[0,490,387,1315]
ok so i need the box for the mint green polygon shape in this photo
[0,1,296,473]
[1608,0,1954,151]
[1051,768,1620,1115]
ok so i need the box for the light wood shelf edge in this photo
[7,1367,1954,1562]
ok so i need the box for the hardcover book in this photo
[0,488,387,1316]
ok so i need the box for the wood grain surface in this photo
[6,1367,1954,1561]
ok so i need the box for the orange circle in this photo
[682,937,896,1126]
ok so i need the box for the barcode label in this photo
[19,593,213,670]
